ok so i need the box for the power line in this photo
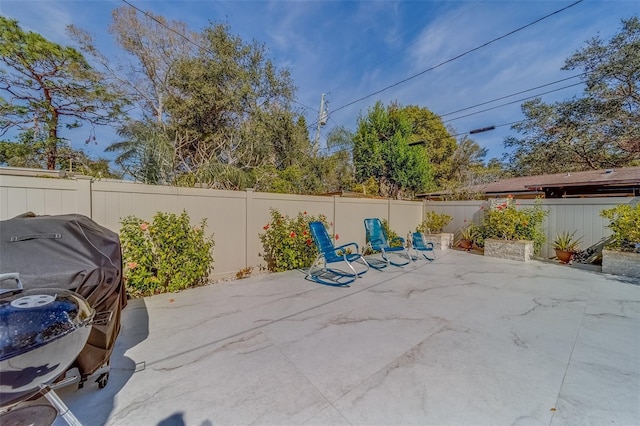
[314,119,527,155]
[331,0,584,115]
[325,1,486,96]
[443,82,584,123]
[439,74,585,117]
[121,0,211,54]
[292,100,318,112]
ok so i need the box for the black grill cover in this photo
[0,213,127,378]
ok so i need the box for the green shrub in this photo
[416,211,453,234]
[259,209,328,272]
[600,203,640,252]
[479,197,548,254]
[120,211,214,297]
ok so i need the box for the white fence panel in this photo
[1,169,637,278]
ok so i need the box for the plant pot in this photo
[459,239,473,250]
[484,239,534,262]
[554,249,574,263]
[423,233,454,250]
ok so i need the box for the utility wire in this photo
[121,0,212,54]
[325,1,486,96]
[443,82,584,123]
[331,0,584,115]
[315,119,527,155]
[439,74,585,117]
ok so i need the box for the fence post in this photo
[245,188,254,268]
[76,177,92,218]
[333,195,338,232]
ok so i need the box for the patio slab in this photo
[45,250,639,425]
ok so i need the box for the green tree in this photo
[401,105,457,185]
[0,130,47,168]
[504,16,640,175]
[0,130,120,178]
[105,120,175,184]
[0,17,126,170]
[352,101,434,199]
[162,23,309,189]
[70,6,197,125]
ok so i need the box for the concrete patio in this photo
[50,249,639,425]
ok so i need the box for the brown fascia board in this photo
[525,178,640,189]
[421,167,640,196]
[518,168,640,190]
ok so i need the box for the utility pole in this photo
[313,93,327,154]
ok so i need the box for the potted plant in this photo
[600,203,640,278]
[479,196,548,262]
[552,231,583,263]
[417,212,453,249]
[458,224,478,251]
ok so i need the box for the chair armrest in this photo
[334,241,360,254]
[390,237,405,245]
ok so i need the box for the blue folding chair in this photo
[363,218,411,269]
[410,232,435,261]
[306,221,369,286]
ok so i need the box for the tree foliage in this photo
[105,120,174,184]
[96,18,312,190]
[401,105,457,184]
[0,130,120,178]
[69,6,198,125]
[164,23,303,182]
[504,16,640,175]
[0,17,126,170]
[352,101,435,199]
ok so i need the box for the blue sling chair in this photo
[410,232,436,261]
[307,221,369,286]
[363,218,412,269]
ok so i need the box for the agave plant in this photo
[552,231,583,252]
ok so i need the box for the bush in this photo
[479,196,548,254]
[120,211,214,297]
[259,209,329,272]
[600,203,640,252]
[416,211,452,234]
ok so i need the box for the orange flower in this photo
[140,223,149,231]
[507,194,513,199]
[263,223,270,230]
[290,231,296,238]
[303,211,307,215]
[303,230,307,236]
[335,234,339,240]
[306,238,312,246]
[127,261,138,269]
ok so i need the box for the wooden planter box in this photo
[602,250,640,279]
[484,239,534,262]
[422,233,454,250]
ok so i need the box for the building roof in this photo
[421,167,640,199]
[523,167,640,190]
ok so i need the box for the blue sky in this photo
[1,0,638,164]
